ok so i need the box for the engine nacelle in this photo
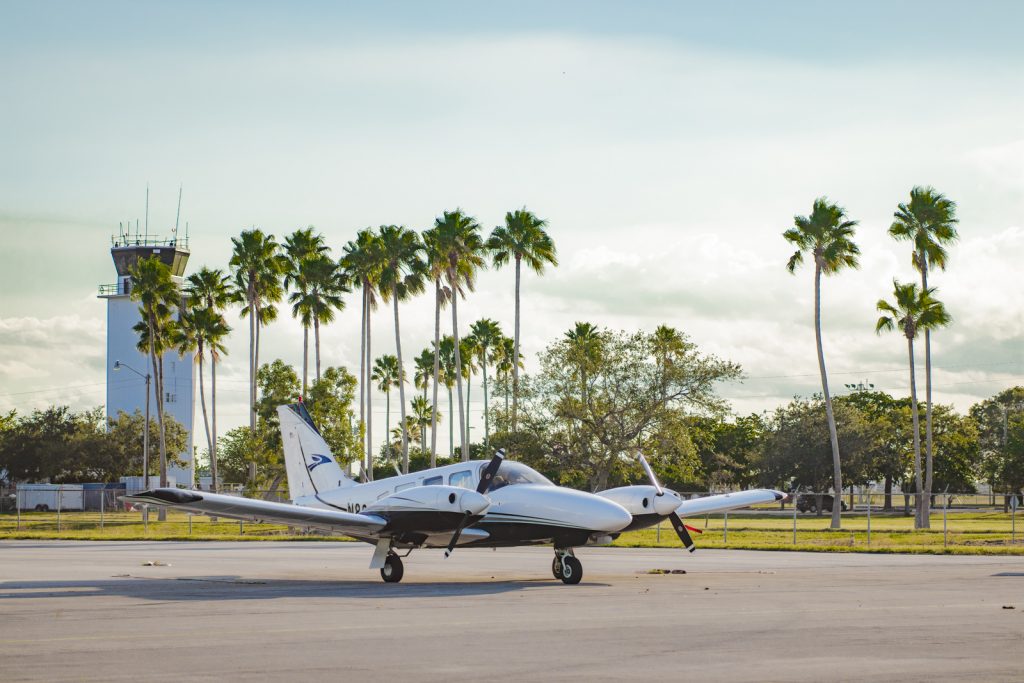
[598,485,680,517]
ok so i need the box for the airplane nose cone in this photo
[459,490,491,516]
[594,498,633,532]
[653,493,681,516]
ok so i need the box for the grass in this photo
[2,509,1023,555]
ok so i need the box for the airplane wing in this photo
[675,489,785,517]
[122,488,388,538]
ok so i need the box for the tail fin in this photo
[277,403,354,501]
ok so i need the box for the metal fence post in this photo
[943,493,949,548]
[723,512,728,545]
[656,520,661,544]
[16,489,21,530]
[792,497,798,545]
[189,514,192,535]
[57,485,62,532]
[239,520,244,535]
[866,493,871,546]
[100,491,105,530]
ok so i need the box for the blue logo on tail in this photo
[307,454,332,472]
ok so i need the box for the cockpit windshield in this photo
[481,461,553,492]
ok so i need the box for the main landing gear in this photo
[381,552,404,583]
[552,548,582,585]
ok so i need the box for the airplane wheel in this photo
[560,556,583,585]
[552,556,562,579]
[380,554,404,583]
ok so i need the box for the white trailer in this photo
[18,484,84,512]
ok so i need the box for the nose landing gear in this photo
[552,548,582,584]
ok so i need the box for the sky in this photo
[0,1,1021,455]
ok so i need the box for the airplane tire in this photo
[551,557,562,579]
[560,556,583,585]
[381,554,404,583]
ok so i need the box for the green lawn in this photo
[2,509,1023,554]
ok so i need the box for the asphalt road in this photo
[1,541,1022,682]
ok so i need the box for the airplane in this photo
[124,401,634,584]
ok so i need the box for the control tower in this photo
[98,231,195,487]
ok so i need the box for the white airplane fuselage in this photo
[299,460,632,549]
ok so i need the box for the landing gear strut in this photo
[552,548,582,585]
[380,552,404,583]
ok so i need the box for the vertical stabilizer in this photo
[277,403,354,501]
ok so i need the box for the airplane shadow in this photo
[0,576,610,602]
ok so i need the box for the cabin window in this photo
[423,476,442,486]
[377,490,392,500]
[449,470,473,489]
[395,482,416,492]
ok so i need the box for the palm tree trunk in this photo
[430,279,442,469]
[393,296,409,474]
[482,351,490,447]
[452,290,468,461]
[921,264,933,529]
[465,366,472,449]
[908,335,924,529]
[448,385,454,458]
[813,263,843,530]
[385,388,390,463]
[154,347,168,521]
[247,297,256,485]
[250,300,261,486]
[512,255,522,436]
[197,346,213,485]
[359,287,367,479]
[366,288,374,480]
[211,353,219,494]
[302,325,309,398]
[314,315,322,385]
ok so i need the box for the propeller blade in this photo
[669,512,696,553]
[476,450,505,495]
[444,511,474,558]
[638,452,664,496]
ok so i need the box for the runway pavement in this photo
[1,541,1022,681]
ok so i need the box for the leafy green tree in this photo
[506,327,740,491]
[230,229,285,484]
[687,413,765,491]
[128,256,181,495]
[487,208,557,437]
[783,197,861,529]
[757,397,873,514]
[876,280,951,528]
[838,386,912,511]
[889,186,959,521]
[376,225,426,472]
[306,366,360,469]
[252,359,301,497]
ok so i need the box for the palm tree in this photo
[493,335,520,415]
[487,208,557,437]
[414,348,434,403]
[283,228,329,396]
[460,333,479,448]
[437,335,457,459]
[889,186,959,523]
[469,318,503,446]
[432,209,486,461]
[376,225,426,474]
[372,354,402,463]
[230,229,285,483]
[291,255,348,386]
[409,395,435,459]
[422,227,452,466]
[652,325,686,405]
[185,268,232,492]
[342,230,382,479]
[783,197,860,530]
[127,257,179,518]
[876,281,951,529]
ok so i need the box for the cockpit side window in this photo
[449,470,473,489]
[483,461,554,492]
[423,476,443,486]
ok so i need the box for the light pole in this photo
[114,360,151,493]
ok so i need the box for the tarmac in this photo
[0,541,1022,682]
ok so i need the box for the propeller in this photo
[638,452,697,553]
[444,450,505,558]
